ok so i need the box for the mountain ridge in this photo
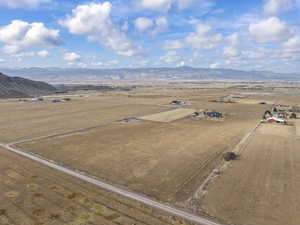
[0,67,299,83]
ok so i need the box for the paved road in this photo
[0,143,224,225]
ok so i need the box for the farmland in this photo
[1,82,300,225]
[0,147,193,225]
[139,108,196,122]
[17,86,266,204]
[201,123,300,225]
[0,95,168,143]
[20,114,259,203]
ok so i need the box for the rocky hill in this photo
[0,72,56,98]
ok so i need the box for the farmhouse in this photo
[266,117,286,124]
[277,111,289,119]
[52,99,62,103]
[272,104,290,112]
[205,111,223,118]
[170,100,186,105]
[192,110,223,119]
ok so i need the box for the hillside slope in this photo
[0,72,56,98]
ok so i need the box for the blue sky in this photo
[0,0,300,72]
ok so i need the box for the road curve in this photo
[0,143,224,225]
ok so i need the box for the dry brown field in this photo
[0,95,169,143]
[0,147,193,225]
[201,123,300,225]
[19,101,262,203]
[2,83,300,225]
[295,120,300,137]
[139,108,196,122]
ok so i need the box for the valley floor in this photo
[1,81,300,225]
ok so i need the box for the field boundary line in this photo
[0,143,225,225]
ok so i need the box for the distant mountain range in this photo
[0,72,56,98]
[0,67,299,83]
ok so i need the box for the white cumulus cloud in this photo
[60,2,140,56]
[0,0,51,8]
[0,20,61,54]
[134,17,153,31]
[227,33,240,46]
[138,0,213,12]
[160,51,183,63]
[263,0,294,15]
[176,0,198,9]
[249,17,291,43]
[64,52,81,61]
[37,50,49,58]
[163,23,222,51]
[223,33,240,57]
[163,40,185,50]
[176,0,212,10]
[209,62,221,69]
[139,0,172,12]
[224,46,240,57]
[242,50,266,59]
[282,36,300,52]
[153,17,168,33]
[2,45,21,54]
[185,23,223,50]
